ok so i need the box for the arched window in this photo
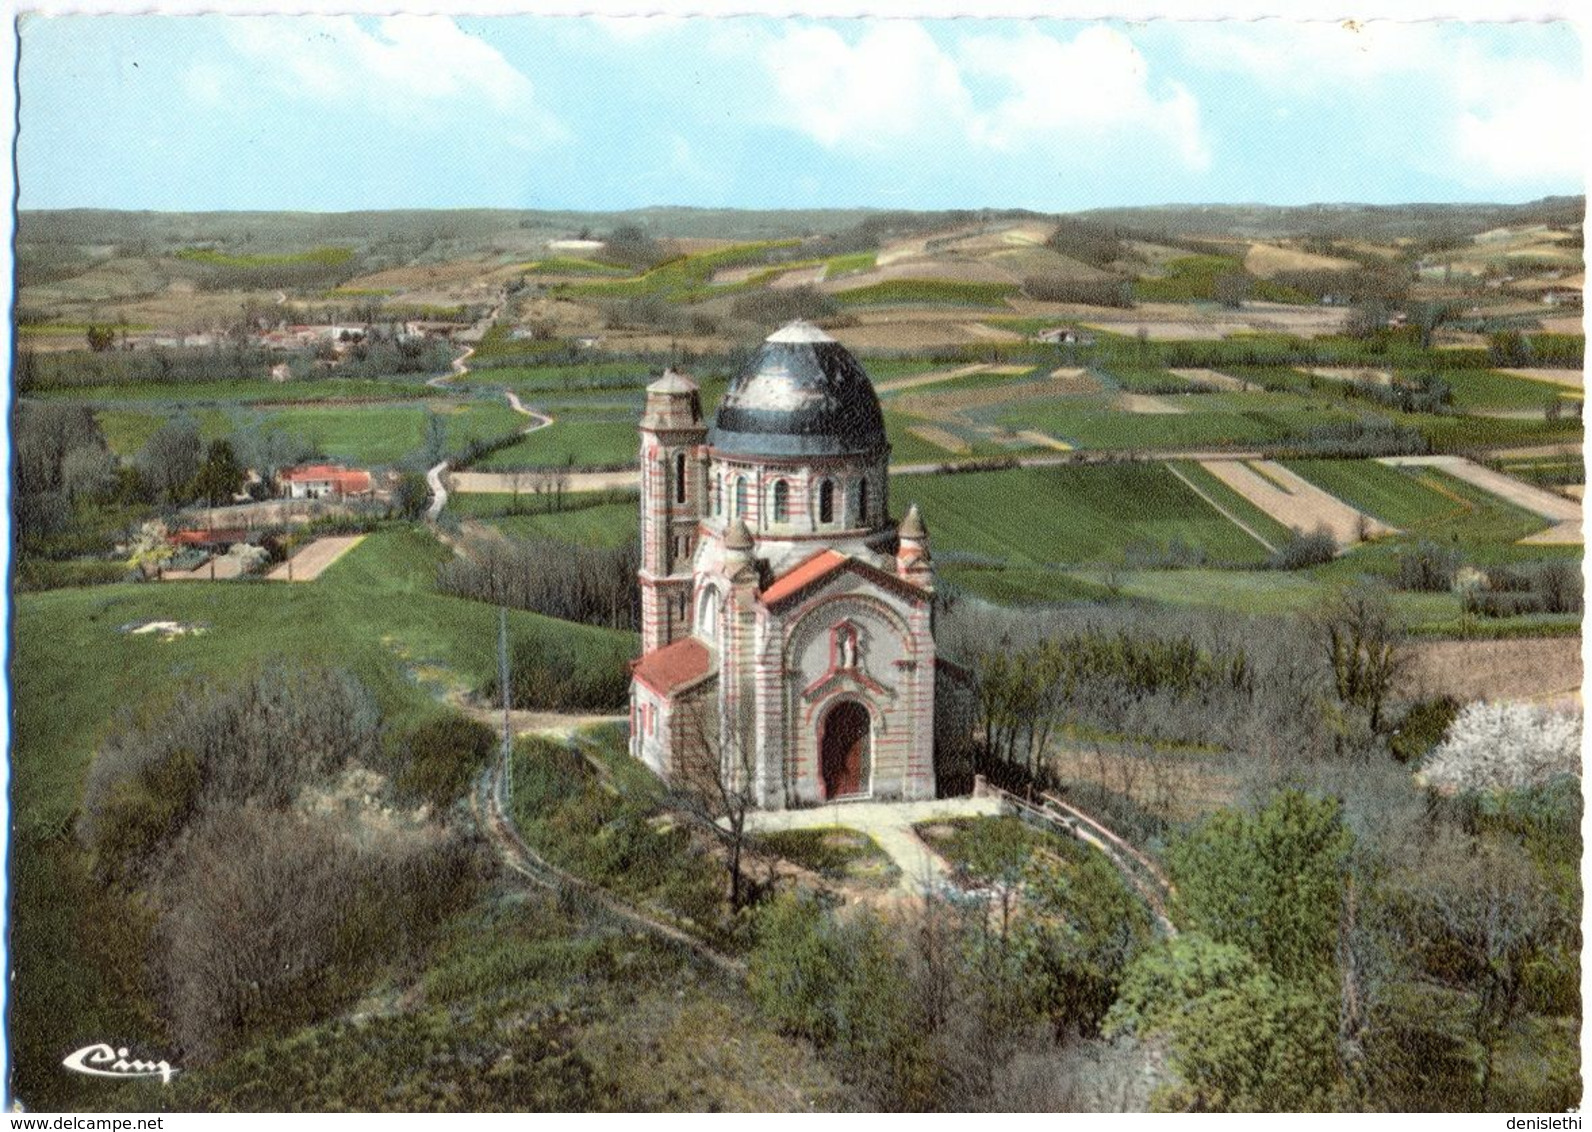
[696,587,719,641]
[735,475,748,518]
[855,479,869,524]
[772,479,790,522]
[713,473,723,516]
[818,479,834,524]
[674,452,686,504]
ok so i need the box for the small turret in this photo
[896,503,932,588]
[723,518,759,588]
[641,369,703,430]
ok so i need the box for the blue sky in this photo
[15,14,1586,211]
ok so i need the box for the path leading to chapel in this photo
[742,796,1003,895]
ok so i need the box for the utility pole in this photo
[498,606,512,802]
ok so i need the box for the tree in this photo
[1015,850,1153,1037]
[191,438,246,506]
[423,410,448,466]
[1167,791,1354,987]
[1419,701,1581,793]
[668,703,759,911]
[137,417,202,503]
[1310,584,1409,736]
[60,444,118,504]
[85,324,116,352]
[393,470,431,520]
[127,519,175,578]
[1407,833,1550,1108]
[1105,932,1340,1111]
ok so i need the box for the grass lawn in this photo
[892,463,1271,567]
[754,828,900,889]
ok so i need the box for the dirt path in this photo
[266,534,366,581]
[1377,454,1582,544]
[428,341,554,519]
[1200,459,1392,546]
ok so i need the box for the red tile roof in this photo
[758,549,848,606]
[170,528,249,546]
[759,548,930,608]
[279,464,373,494]
[631,636,715,696]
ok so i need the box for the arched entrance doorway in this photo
[819,701,870,799]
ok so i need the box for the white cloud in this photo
[754,21,1208,171]
[1174,20,1584,187]
[1452,56,1585,183]
[962,26,1210,171]
[760,22,970,149]
[217,15,563,137]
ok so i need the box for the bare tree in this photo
[1310,583,1409,738]
[666,699,759,911]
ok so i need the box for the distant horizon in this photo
[16,194,1587,217]
[16,16,1585,213]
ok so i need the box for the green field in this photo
[998,394,1313,450]
[471,417,639,469]
[39,377,441,405]
[1166,460,1294,548]
[892,463,1271,568]
[832,279,1019,308]
[1444,369,1580,412]
[459,501,639,546]
[95,408,224,456]
[1283,459,1462,528]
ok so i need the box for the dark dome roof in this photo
[708,322,887,458]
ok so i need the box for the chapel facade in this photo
[627,321,970,810]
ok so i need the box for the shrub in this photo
[1395,541,1462,592]
[1268,527,1337,570]
[1390,695,1461,764]
[80,667,382,883]
[480,631,633,712]
[1420,702,1582,793]
[392,714,499,808]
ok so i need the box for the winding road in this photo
[424,341,556,521]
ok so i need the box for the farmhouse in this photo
[1033,326,1095,346]
[278,463,374,500]
[628,321,971,810]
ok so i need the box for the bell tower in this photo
[638,370,707,651]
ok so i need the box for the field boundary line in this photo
[1163,461,1276,553]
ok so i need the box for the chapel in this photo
[627,320,970,808]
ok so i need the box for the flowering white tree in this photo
[128,519,174,577]
[226,542,271,576]
[1420,701,1582,793]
